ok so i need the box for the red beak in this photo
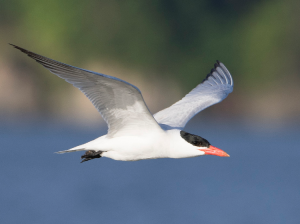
[200,145,230,157]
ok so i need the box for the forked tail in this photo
[55,144,86,154]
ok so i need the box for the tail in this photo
[56,136,106,154]
[55,144,87,154]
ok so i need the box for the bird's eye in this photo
[198,142,202,146]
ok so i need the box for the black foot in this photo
[81,150,102,163]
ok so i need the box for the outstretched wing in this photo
[154,61,233,129]
[11,44,162,137]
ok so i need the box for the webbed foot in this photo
[80,150,102,163]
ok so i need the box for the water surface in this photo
[0,120,299,224]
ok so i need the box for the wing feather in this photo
[154,61,233,129]
[11,44,162,137]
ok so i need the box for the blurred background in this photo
[1,0,300,223]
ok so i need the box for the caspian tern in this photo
[11,44,233,163]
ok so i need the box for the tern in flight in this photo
[11,44,233,163]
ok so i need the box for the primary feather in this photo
[10,44,161,137]
[153,61,233,129]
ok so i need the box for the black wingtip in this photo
[201,61,223,83]
[214,60,222,68]
[9,43,30,54]
[9,43,20,49]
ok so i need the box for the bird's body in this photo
[11,44,233,162]
[71,129,206,161]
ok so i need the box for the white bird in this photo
[11,44,233,162]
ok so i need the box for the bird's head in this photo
[180,131,229,157]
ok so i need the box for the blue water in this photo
[1,120,299,224]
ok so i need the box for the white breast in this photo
[96,129,204,161]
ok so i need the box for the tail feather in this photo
[55,149,85,154]
[55,145,86,154]
[55,136,105,154]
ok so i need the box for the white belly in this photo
[86,135,168,161]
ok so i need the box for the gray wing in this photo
[154,61,233,129]
[11,44,162,137]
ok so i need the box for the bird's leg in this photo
[80,150,102,163]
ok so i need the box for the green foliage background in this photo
[1,0,300,120]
